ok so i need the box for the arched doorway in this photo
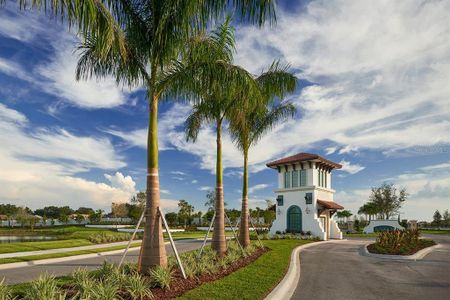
[287,205,302,233]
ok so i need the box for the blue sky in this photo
[0,0,449,221]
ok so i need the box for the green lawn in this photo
[420,229,450,235]
[0,226,221,255]
[0,242,141,264]
[178,239,313,300]
[344,232,378,237]
[0,239,93,254]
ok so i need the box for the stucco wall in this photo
[270,188,326,240]
[269,161,342,240]
[330,219,342,239]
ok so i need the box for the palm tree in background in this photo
[4,0,277,271]
[229,62,297,247]
[182,20,264,255]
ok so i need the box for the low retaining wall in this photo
[363,220,404,233]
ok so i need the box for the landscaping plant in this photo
[369,229,435,255]
[149,266,173,290]
[24,273,66,300]
[0,278,16,300]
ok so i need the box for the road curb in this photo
[264,239,348,300]
[361,243,441,260]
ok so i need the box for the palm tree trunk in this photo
[138,90,167,273]
[239,151,250,248]
[212,119,227,255]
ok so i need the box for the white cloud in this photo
[0,104,128,210]
[338,160,365,175]
[0,6,46,42]
[198,186,211,191]
[0,6,131,110]
[0,57,33,82]
[159,199,180,213]
[36,42,129,109]
[248,184,270,194]
[104,172,136,196]
[105,103,190,150]
[420,161,450,171]
[232,0,450,158]
[99,1,450,180]
[191,179,198,184]
[336,164,450,222]
[325,147,337,155]
[161,189,171,195]
[170,171,186,176]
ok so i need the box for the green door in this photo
[287,206,302,233]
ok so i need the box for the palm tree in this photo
[229,62,297,247]
[7,0,276,271]
[183,20,263,255]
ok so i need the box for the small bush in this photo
[120,262,139,275]
[125,272,153,300]
[72,267,94,297]
[93,261,117,280]
[87,232,132,244]
[0,278,15,300]
[24,273,65,300]
[86,280,118,300]
[370,229,434,255]
[149,266,173,290]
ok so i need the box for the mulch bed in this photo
[151,246,269,300]
[367,239,436,256]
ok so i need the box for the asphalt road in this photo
[292,235,450,300]
[1,239,205,284]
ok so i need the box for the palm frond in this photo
[257,60,297,100]
[76,34,147,88]
[185,102,217,142]
[17,0,129,60]
[250,102,296,145]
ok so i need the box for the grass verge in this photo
[0,242,141,264]
[0,227,227,255]
[178,239,313,300]
[420,229,450,235]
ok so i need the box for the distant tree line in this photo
[431,209,450,227]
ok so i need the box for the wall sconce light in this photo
[305,207,311,214]
[277,208,281,215]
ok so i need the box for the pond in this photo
[0,236,57,243]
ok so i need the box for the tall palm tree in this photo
[6,0,277,271]
[229,62,297,247]
[182,20,263,255]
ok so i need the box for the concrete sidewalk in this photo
[0,240,142,259]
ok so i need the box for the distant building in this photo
[267,153,344,240]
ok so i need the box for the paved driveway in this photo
[292,235,450,300]
[1,239,205,284]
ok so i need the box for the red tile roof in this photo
[317,199,344,210]
[266,152,342,169]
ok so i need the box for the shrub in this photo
[125,272,153,300]
[149,266,173,290]
[92,261,117,280]
[72,267,94,297]
[0,278,15,300]
[24,273,65,300]
[373,229,425,255]
[120,262,139,275]
[86,280,118,300]
[87,232,132,244]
